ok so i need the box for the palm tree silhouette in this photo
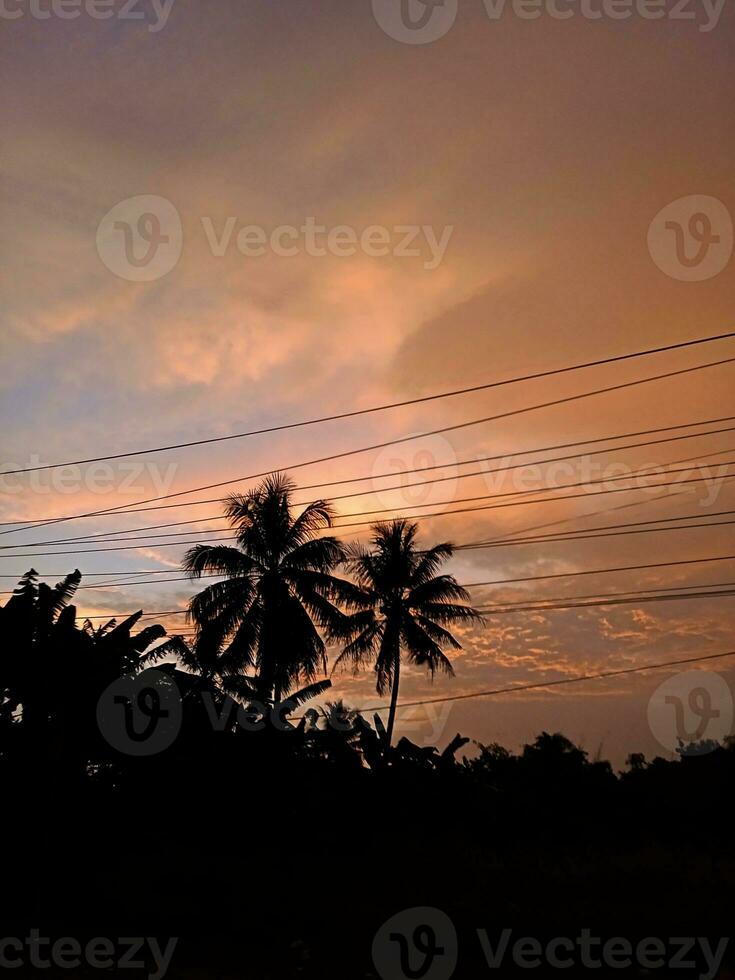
[332,519,483,749]
[182,473,353,703]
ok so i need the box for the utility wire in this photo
[6,455,734,552]
[4,354,734,538]
[2,469,734,559]
[133,584,735,627]
[151,649,735,716]
[474,580,735,604]
[7,511,735,580]
[344,648,735,715]
[60,553,735,619]
[5,410,732,527]
[7,426,733,548]
[4,330,734,478]
[1,507,732,583]
[461,516,735,549]
[476,587,735,615]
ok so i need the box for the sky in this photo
[1,0,735,766]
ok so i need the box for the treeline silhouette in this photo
[2,474,734,978]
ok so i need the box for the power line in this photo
[3,491,729,580]
[461,515,735,549]
[477,587,735,615]
[0,511,735,595]
[328,458,735,523]
[8,426,733,549]
[5,410,732,528]
[0,569,189,579]
[5,521,735,597]
[2,468,733,559]
[60,553,735,620]
[4,330,735,478]
[67,642,735,720]
[479,475,718,545]
[5,515,735,593]
[460,553,735,587]
[475,580,735,605]
[3,503,733,580]
[6,456,734,554]
[350,648,735,715]
[83,583,735,624]
[4,353,734,538]
[148,647,735,718]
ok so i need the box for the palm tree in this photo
[182,473,354,704]
[332,519,483,750]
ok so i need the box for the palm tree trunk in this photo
[385,648,401,750]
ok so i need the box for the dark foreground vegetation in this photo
[2,476,733,977]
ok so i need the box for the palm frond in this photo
[400,615,456,678]
[281,536,347,573]
[410,600,485,627]
[182,544,256,579]
[410,543,454,586]
[141,634,192,665]
[413,614,463,650]
[285,499,336,549]
[407,574,472,607]
[281,679,332,708]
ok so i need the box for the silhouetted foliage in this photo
[182,473,356,702]
[331,518,483,746]
[2,477,734,977]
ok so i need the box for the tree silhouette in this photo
[182,473,355,703]
[332,519,483,748]
[145,631,334,718]
[0,569,181,773]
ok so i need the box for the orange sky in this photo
[1,0,734,764]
